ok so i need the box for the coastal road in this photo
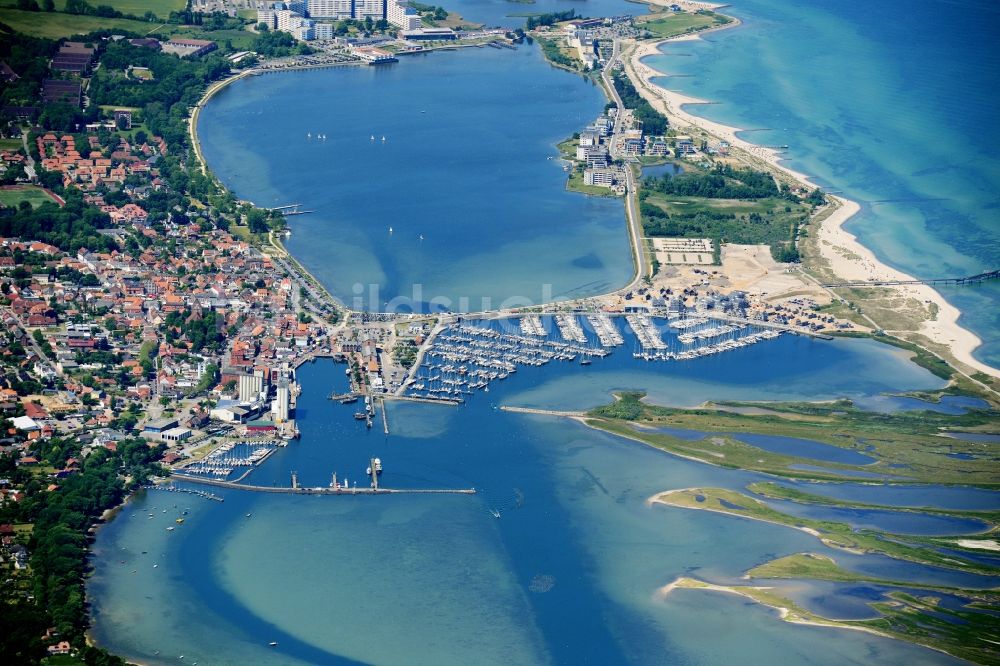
[599,40,652,297]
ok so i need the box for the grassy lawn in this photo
[640,188,810,255]
[0,8,251,45]
[0,7,160,38]
[0,185,57,208]
[0,0,184,15]
[566,170,618,197]
[0,137,22,150]
[636,11,730,39]
[163,26,254,50]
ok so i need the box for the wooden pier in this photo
[823,268,999,289]
[171,473,475,496]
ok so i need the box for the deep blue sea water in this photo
[641,0,1000,368]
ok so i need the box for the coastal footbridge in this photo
[822,269,1000,289]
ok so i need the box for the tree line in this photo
[611,70,668,135]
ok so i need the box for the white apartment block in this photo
[276,8,305,30]
[257,8,277,28]
[354,0,385,20]
[314,22,335,39]
[307,0,353,18]
[584,168,615,188]
[387,0,422,30]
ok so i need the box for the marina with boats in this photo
[401,314,784,401]
[178,439,285,481]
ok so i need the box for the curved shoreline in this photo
[624,32,999,381]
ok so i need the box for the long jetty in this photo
[822,269,1000,289]
[499,406,585,418]
[171,473,475,495]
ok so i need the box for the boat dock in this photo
[625,314,667,351]
[177,438,283,480]
[518,314,546,337]
[402,321,608,400]
[586,314,624,346]
[142,484,224,502]
[555,313,588,344]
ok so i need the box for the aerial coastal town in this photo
[0,0,995,664]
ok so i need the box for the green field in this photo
[0,0,184,15]
[0,137,22,150]
[0,7,159,38]
[0,7,251,45]
[0,185,57,208]
[636,11,730,39]
[566,169,618,197]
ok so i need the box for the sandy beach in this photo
[624,34,1000,381]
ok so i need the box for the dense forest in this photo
[642,164,781,199]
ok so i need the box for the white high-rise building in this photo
[276,8,305,31]
[387,0,421,30]
[354,0,384,20]
[307,0,353,18]
[257,8,277,28]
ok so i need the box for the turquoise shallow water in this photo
[89,341,989,665]
[641,0,1000,368]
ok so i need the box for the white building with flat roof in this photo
[314,22,335,39]
[258,8,277,28]
[276,8,305,30]
[354,0,385,19]
[584,168,615,188]
[307,0,353,18]
[387,0,422,30]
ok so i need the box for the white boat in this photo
[307,132,311,138]
[370,134,375,141]
[381,135,386,141]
